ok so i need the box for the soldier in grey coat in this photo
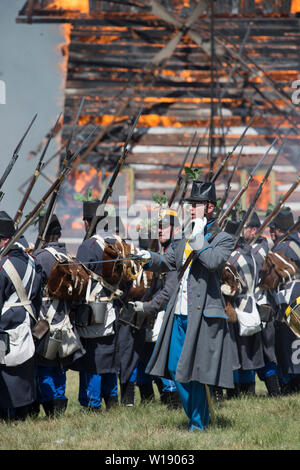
[136,181,235,431]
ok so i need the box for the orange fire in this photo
[72,167,101,196]
[47,0,89,14]
[246,173,271,211]
[291,0,300,13]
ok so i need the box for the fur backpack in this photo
[259,251,298,291]
[45,248,91,302]
[221,262,244,323]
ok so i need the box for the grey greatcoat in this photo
[145,222,235,389]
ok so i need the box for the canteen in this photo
[90,295,108,324]
[43,330,62,360]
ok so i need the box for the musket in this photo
[177,132,204,208]
[250,174,300,246]
[0,126,98,259]
[215,144,243,218]
[65,97,85,158]
[234,136,286,244]
[210,115,256,183]
[277,218,300,245]
[0,113,37,202]
[218,138,278,228]
[34,99,86,250]
[13,113,62,228]
[84,108,143,240]
[168,131,197,208]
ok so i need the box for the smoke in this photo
[0,1,65,242]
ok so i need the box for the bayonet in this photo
[218,138,278,227]
[234,136,287,244]
[210,115,256,183]
[85,108,143,240]
[251,173,300,246]
[168,131,197,208]
[1,125,98,258]
[13,113,62,228]
[0,113,37,202]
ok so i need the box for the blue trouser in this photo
[168,314,210,431]
[256,362,278,381]
[233,369,255,384]
[127,367,137,383]
[136,360,177,392]
[78,372,118,408]
[36,366,67,403]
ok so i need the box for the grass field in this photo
[0,370,299,451]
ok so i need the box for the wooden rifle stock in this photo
[13,113,62,228]
[85,108,143,240]
[0,126,98,258]
[34,99,86,250]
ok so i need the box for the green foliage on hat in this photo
[74,187,97,202]
[152,192,168,206]
[184,166,202,181]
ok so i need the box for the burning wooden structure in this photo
[16,0,300,246]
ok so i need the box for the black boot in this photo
[226,383,241,399]
[27,401,40,419]
[160,390,182,409]
[0,408,11,422]
[138,382,154,403]
[121,382,135,406]
[43,398,68,417]
[211,386,224,402]
[14,405,31,421]
[240,382,256,396]
[105,396,119,410]
[265,374,281,397]
[290,376,300,393]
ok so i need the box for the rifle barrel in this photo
[218,138,277,227]
[251,175,300,245]
[211,115,256,183]
[0,113,37,192]
[13,113,62,228]
[168,131,197,207]
[84,109,143,240]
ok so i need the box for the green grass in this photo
[0,370,299,450]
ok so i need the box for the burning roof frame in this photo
[15,0,300,244]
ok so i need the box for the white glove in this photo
[129,301,144,313]
[189,217,207,250]
[135,249,151,261]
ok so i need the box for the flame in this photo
[291,0,300,13]
[246,174,271,211]
[47,0,89,14]
[72,167,101,195]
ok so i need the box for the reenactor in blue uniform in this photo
[131,209,181,408]
[33,214,85,417]
[243,212,281,396]
[70,201,119,411]
[223,219,264,398]
[270,209,300,393]
[0,211,42,421]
